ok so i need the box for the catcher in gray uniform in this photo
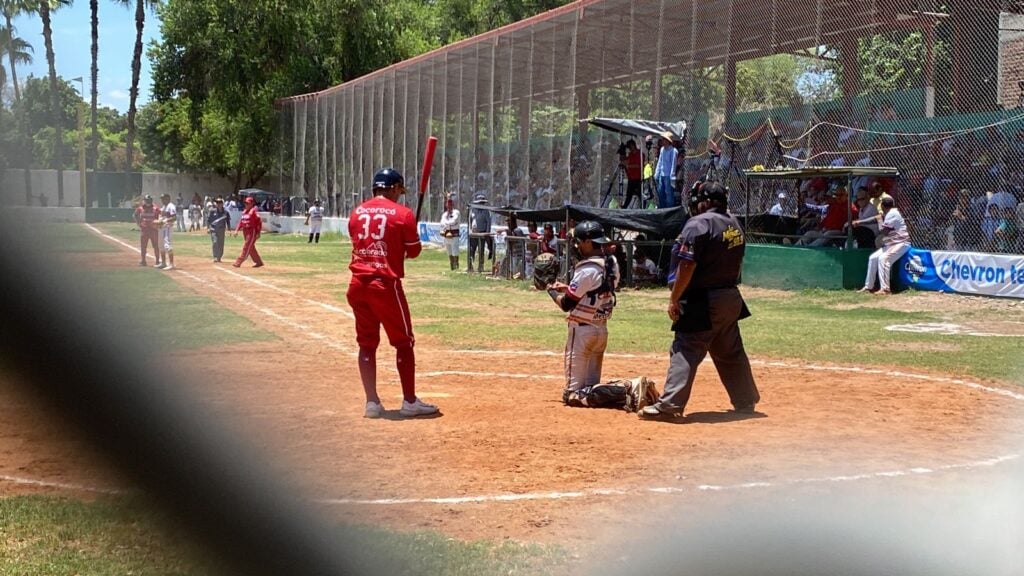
[547,220,658,412]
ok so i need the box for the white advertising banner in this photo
[899,248,1024,299]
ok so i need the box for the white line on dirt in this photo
[318,454,1020,505]
[218,268,354,319]
[420,371,562,380]
[0,474,123,495]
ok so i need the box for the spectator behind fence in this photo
[632,250,661,285]
[467,193,491,273]
[621,140,643,209]
[946,189,974,251]
[440,194,461,271]
[540,223,557,254]
[994,206,1020,253]
[505,214,526,279]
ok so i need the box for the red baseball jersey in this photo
[135,205,160,229]
[348,196,421,281]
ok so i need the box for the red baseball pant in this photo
[234,229,263,266]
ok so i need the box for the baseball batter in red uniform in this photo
[134,195,161,266]
[347,168,438,419]
[232,197,264,268]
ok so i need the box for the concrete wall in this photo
[1,170,87,207]
[6,206,86,223]
[1,170,274,208]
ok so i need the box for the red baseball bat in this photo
[415,136,438,221]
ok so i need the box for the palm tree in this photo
[39,0,72,205]
[89,0,97,170]
[116,0,158,195]
[0,26,33,100]
[1,0,34,102]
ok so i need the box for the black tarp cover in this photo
[466,203,688,240]
[586,117,687,145]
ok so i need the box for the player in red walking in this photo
[232,196,264,268]
[134,195,161,267]
[347,168,438,419]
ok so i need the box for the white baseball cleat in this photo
[163,264,175,271]
[364,401,384,419]
[399,398,438,417]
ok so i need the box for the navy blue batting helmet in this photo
[372,168,405,189]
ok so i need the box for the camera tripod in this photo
[599,163,626,209]
[702,139,745,189]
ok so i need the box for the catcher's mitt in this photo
[532,252,559,290]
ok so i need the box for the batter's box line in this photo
[750,360,1024,402]
[315,453,1021,506]
[176,270,355,355]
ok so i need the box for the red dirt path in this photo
[2,243,1023,549]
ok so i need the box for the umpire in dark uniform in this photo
[639,182,760,420]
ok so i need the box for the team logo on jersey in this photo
[355,240,389,258]
[723,226,744,249]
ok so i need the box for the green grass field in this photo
[2,222,1019,575]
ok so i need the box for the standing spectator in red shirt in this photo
[134,195,161,267]
[232,197,264,268]
[347,168,438,419]
[621,140,643,209]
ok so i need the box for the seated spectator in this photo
[988,189,1018,212]
[868,181,893,213]
[768,192,787,216]
[796,188,826,234]
[848,186,879,248]
[981,203,1000,248]
[797,187,854,247]
[994,206,1019,253]
[860,197,911,295]
[539,223,557,254]
[631,251,661,285]
[945,190,974,251]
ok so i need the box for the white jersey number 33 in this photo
[357,214,387,240]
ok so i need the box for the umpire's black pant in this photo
[656,287,760,414]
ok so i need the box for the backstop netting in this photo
[275,0,1024,255]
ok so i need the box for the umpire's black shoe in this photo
[638,405,680,421]
[733,404,757,414]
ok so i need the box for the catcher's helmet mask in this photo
[573,220,610,244]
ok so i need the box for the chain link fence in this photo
[276,0,1024,256]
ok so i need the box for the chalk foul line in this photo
[317,454,1020,506]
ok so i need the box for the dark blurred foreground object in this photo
[0,216,354,576]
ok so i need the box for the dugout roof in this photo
[743,166,902,181]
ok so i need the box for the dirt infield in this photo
[3,234,1024,549]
